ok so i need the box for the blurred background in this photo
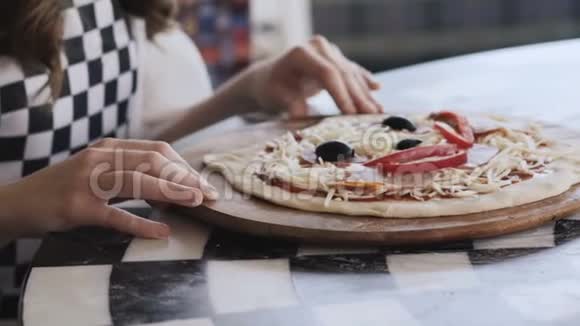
[176,0,580,86]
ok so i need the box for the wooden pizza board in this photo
[178,118,580,245]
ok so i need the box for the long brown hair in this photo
[0,0,176,98]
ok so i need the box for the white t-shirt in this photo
[141,27,213,130]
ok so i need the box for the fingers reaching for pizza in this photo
[250,35,383,117]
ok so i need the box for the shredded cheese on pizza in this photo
[254,114,557,204]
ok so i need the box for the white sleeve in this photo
[139,26,213,138]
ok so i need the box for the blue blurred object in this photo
[177,0,250,86]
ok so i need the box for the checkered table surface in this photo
[20,202,580,326]
[17,38,580,326]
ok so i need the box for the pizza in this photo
[203,111,580,218]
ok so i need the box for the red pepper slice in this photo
[364,144,467,174]
[431,111,475,149]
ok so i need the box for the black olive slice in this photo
[382,116,417,132]
[396,139,423,150]
[315,141,355,162]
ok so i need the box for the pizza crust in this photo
[202,117,580,219]
[204,147,579,218]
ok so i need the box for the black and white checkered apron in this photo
[0,0,139,319]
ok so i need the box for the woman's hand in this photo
[250,35,383,117]
[157,35,383,142]
[0,138,217,239]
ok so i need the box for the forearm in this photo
[156,64,266,143]
[0,183,29,240]
[0,182,56,239]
